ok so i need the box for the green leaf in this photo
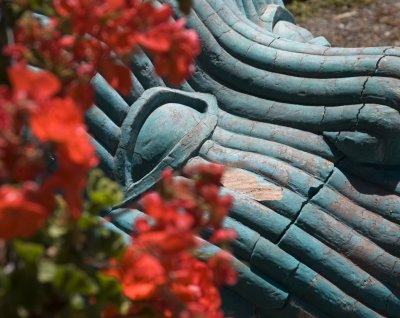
[77,214,99,230]
[86,169,124,210]
[13,240,44,263]
[48,222,68,238]
[37,259,56,283]
[70,294,85,310]
[53,265,99,295]
[96,273,122,302]
[16,307,29,318]
[94,228,126,259]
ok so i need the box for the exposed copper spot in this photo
[222,168,283,201]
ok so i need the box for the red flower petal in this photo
[100,58,132,95]
[8,64,60,101]
[0,185,48,239]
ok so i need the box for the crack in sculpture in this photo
[87,1,400,317]
[276,156,344,246]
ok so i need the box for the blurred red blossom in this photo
[0,184,49,239]
[105,165,237,317]
[0,1,236,317]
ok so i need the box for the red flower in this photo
[30,97,97,165]
[0,139,45,184]
[0,87,12,131]
[0,88,46,183]
[170,255,223,317]
[110,246,166,301]
[141,192,174,221]
[0,184,49,240]
[99,57,132,95]
[65,82,94,110]
[146,19,201,85]
[104,163,237,317]
[100,3,173,55]
[64,126,98,166]
[140,191,195,231]
[200,184,233,227]
[208,252,237,287]
[8,64,60,101]
[210,228,237,244]
[185,162,225,188]
[136,230,195,254]
[133,4,173,52]
[3,4,234,317]
[30,97,97,218]
[42,149,97,219]
[54,0,125,35]
[30,97,82,143]
[11,145,46,182]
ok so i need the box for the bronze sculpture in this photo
[88,1,400,316]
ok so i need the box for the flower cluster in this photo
[106,166,237,317]
[0,63,98,229]
[9,0,200,109]
[1,0,201,237]
[0,1,237,317]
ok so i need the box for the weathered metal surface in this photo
[88,0,400,317]
[221,168,283,201]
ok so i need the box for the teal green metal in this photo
[88,1,400,317]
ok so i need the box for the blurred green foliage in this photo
[0,170,129,318]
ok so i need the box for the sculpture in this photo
[87,1,400,316]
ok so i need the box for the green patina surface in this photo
[87,1,400,317]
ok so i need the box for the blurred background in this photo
[283,0,400,47]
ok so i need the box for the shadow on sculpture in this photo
[87,1,400,317]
